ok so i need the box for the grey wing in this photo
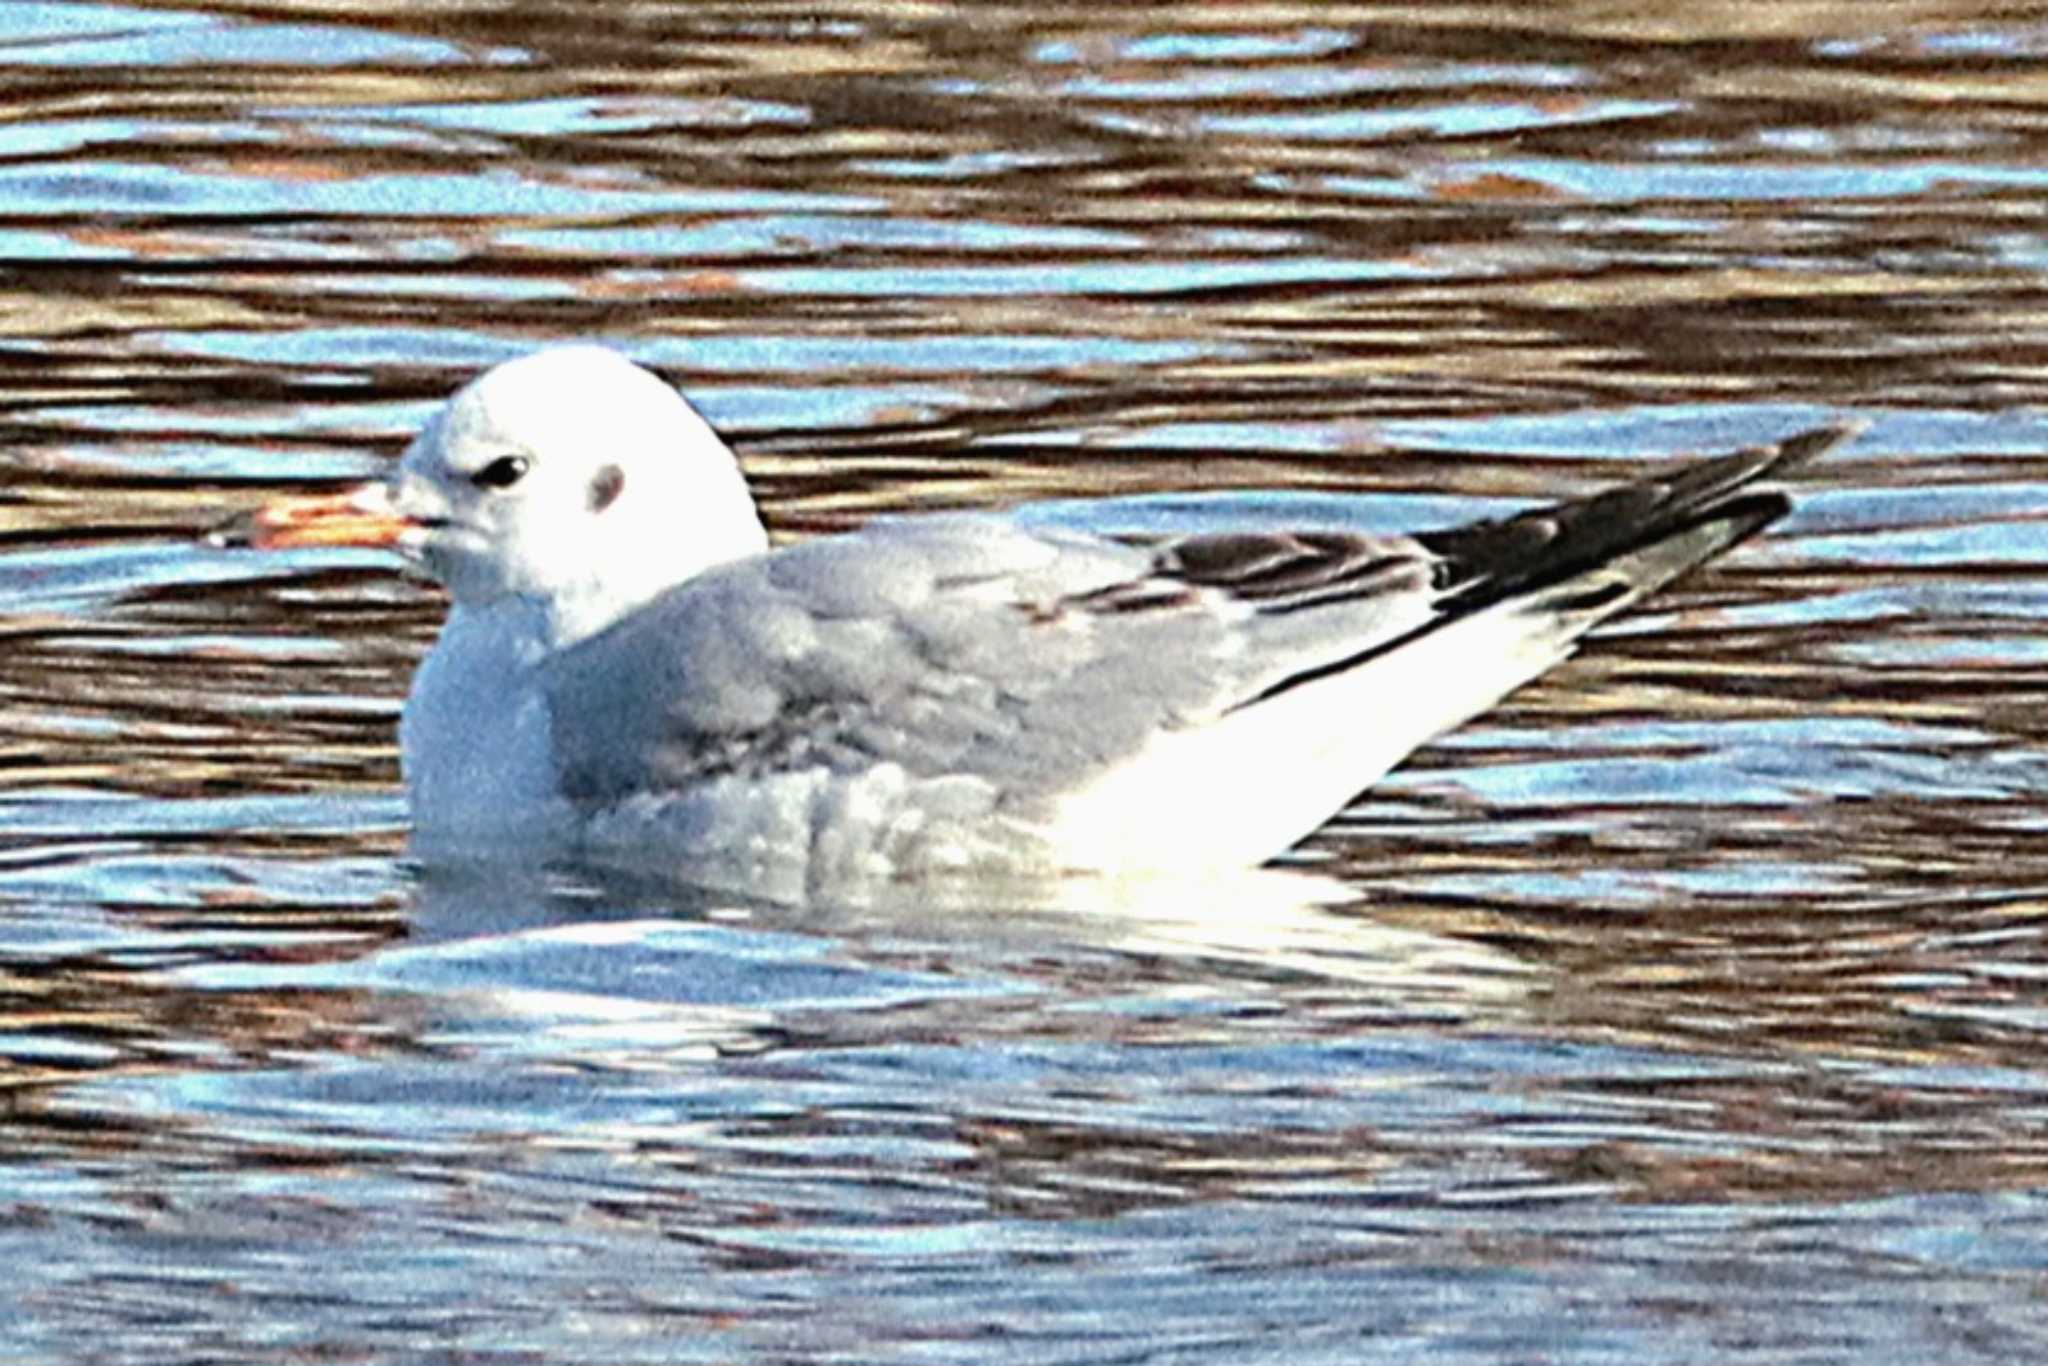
[542,422,1849,815]
[539,511,1445,810]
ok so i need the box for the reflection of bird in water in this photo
[218,345,1849,896]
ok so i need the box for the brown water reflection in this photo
[9,1,2048,1360]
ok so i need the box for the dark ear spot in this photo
[587,463,625,513]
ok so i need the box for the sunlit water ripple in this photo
[8,3,2048,1361]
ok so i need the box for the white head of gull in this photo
[236,347,774,844]
[227,345,1850,897]
[394,344,766,645]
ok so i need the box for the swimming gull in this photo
[216,346,1848,887]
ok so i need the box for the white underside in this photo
[400,602,563,840]
[1038,593,1581,868]
[400,588,1591,898]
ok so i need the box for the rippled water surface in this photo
[10,2,2048,1360]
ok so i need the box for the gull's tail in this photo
[1415,421,1859,618]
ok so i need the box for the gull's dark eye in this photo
[469,455,530,490]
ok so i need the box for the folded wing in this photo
[543,424,1852,868]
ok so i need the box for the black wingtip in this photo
[1692,489,1793,556]
[1414,421,1850,615]
[1740,419,1866,479]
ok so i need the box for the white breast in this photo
[399,602,563,838]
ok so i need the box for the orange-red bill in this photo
[211,483,414,550]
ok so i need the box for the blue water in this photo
[7,2,2048,1361]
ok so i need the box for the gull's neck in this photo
[533,570,673,652]
[531,510,770,652]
